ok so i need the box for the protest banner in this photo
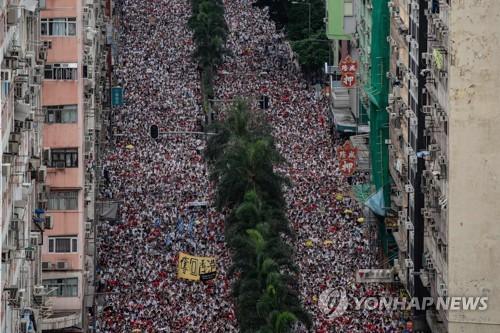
[177,252,217,281]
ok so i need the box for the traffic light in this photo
[150,124,159,139]
[259,95,270,109]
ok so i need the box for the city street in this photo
[97,0,402,332]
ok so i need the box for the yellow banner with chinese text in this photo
[177,252,217,281]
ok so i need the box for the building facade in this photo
[423,0,500,331]
[1,0,47,332]
[387,0,500,332]
[39,0,106,331]
[0,0,47,333]
[387,0,411,287]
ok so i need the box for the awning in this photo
[96,201,119,220]
[20,0,37,12]
[40,311,81,331]
[365,187,386,216]
[351,183,375,203]
[331,107,357,133]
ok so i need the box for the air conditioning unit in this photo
[405,220,414,231]
[41,261,51,270]
[33,286,45,305]
[20,319,29,333]
[10,132,21,142]
[388,93,395,104]
[44,216,53,230]
[7,7,19,26]
[438,112,448,122]
[438,155,447,165]
[405,34,412,43]
[32,74,42,85]
[405,183,414,193]
[38,167,46,183]
[409,154,417,165]
[422,105,434,114]
[384,139,392,145]
[34,285,45,295]
[41,184,50,193]
[9,141,20,154]
[429,144,440,151]
[42,40,52,49]
[30,235,40,246]
[85,222,92,232]
[25,249,35,261]
[393,85,401,98]
[405,258,414,268]
[38,192,47,203]
[55,261,70,270]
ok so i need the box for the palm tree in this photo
[189,0,228,101]
[206,99,311,332]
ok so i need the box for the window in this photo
[44,105,78,123]
[48,191,79,210]
[41,18,76,36]
[48,236,78,253]
[44,64,78,80]
[344,0,354,16]
[43,278,78,297]
[50,148,78,168]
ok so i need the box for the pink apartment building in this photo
[39,0,106,331]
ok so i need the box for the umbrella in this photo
[336,194,344,201]
[305,240,314,247]
[323,240,333,246]
[357,217,365,223]
[126,144,134,149]
[344,209,352,214]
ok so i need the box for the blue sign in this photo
[111,86,123,106]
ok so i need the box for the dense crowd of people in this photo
[97,0,410,332]
[216,3,409,332]
[97,1,235,332]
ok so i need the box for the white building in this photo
[1,0,47,332]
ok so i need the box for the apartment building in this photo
[386,0,500,332]
[39,0,106,331]
[324,0,361,134]
[421,0,500,332]
[387,0,411,287]
[1,0,47,332]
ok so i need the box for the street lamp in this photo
[291,1,311,37]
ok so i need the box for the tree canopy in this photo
[206,100,312,333]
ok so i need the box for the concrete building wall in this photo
[1,1,46,332]
[447,0,500,331]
